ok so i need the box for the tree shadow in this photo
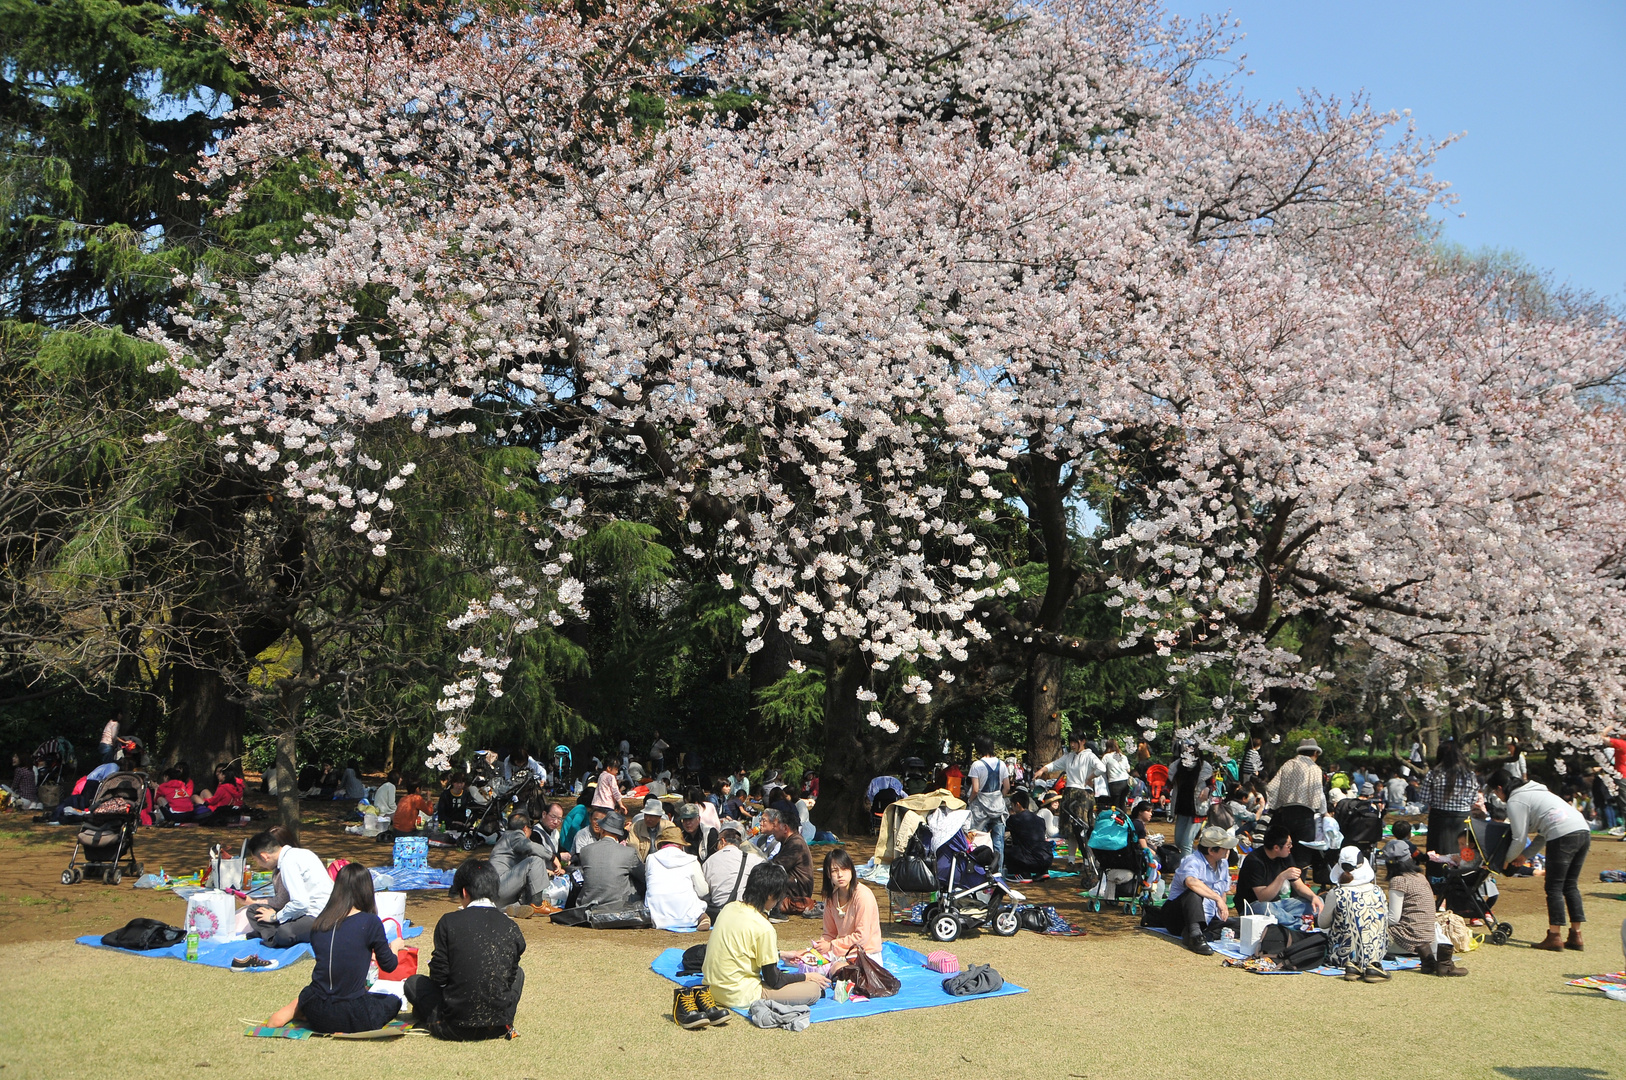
[1494,1069,1613,1080]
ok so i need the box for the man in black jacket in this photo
[404,859,526,1040]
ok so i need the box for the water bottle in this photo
[1220,927,1236,944]
[185,929,200,961]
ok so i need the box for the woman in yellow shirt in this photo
[702,864,829,1008]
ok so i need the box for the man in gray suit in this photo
[573,811,644,910]
[489,812,553,916]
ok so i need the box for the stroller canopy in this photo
[875,790,966,864]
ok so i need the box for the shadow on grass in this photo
[1494,1069,1613,1080]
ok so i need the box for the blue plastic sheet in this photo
[650,940,1025,1023]
[77,923,421,972]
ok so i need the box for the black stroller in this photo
[1428,820,1514,945]
[455,769,541,850]
[905,814,1025,943]
[63,771,149,885]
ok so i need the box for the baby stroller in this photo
[909,811,1026,942]
[63,771,149,885]
[455,769,541,850]
[551,745,572,794]
[1144,764,1171,819]
[899,757,931,795]
[1080,806,1156,916]
[1428,821,1514,946]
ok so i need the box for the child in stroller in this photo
[62,771,149,885]
[914,808,1026,943]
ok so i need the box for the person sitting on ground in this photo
[156,765,195,824]
[404,859,526,1040]
[1489,767,1591,952]
[189,763,245,824]
[338,763,366,801]
[684,786,723,831]
[267,864,401,1032]
[1316,846,1389,983]
[244,827,334,948]
[489,812,555,917]
[591,759,622,812]
[812,849,883,960]
[1003,791,1053,881]
[559,788,593,854]
[1385,853,1466,977]
[532,802,566,872]
[766,785,798,827]
[572,806,610,858]
[762,808,815,916]
[632,797,667,860]
[646,824,712,931]
[702,863,830,1010]
[722,783,749,822]
[1386,821,1420,863]
[390,779,433,835]
[1235,823,1322,926]
[676,801,719,861]
[1160,825,1237,955]
[435,773,479,836]
[573,811,644,910]
[5,750,39,810]
[704,818,768,920]
[372,770,400,819]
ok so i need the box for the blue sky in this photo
[1161,1,1626,303]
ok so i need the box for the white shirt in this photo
[372,782,397,817]
[274,847,333,924]
[645,846,709,929]
[100,720,120,747]
[1045,750,1104,790]
[1102,752,1131,784]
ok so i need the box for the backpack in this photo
[101,918,186,951]
[1259,924,1328,971]
[1086,808,1132,852]
[1334,798,1383,847]
[1154,843,1182,874]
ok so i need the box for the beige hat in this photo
[1197,825,1237,850]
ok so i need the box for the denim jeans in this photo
[986,816,1006,867]
[1543,830,1590,926]
[1257,895,1314,927]
[1174,815,1200,855]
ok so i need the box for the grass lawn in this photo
[1,811,1623,1080]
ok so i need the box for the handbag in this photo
[828,946,900,999]
[586,903,653,929]
[889,854,937,894]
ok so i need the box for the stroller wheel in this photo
[1490,928,1509,945]
[928,911,961,943]
[459,833,479,851]
[991,908,1020,937]
[131,863,144,877]
[1497,921,1514,938]
[108,868,122,886]
[61,870,75,886]
[71,867,83,884]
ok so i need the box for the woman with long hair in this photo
[1419,741,1478,856]
[813,849,883,960]
[266,863,401,1032]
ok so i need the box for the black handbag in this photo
[586,903,652,930]
[889,855,937,893]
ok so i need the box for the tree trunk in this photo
[1027,652,1065,769]
[274,726,300,844]
[811,644,896,835]
[385,728,396,773]
[162,663,246,772]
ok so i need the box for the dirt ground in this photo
[1,790,1624,1080]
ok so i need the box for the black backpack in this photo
[101,918,186,951]
[1335,798,1383,847]
[1259,923,1328,971]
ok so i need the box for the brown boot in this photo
[1565,927,1584,951]
[1435,944,1468,976]
[1532,929,1565,952]
[1418,947,1438,974]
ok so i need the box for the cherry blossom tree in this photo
[156,0,1626,826]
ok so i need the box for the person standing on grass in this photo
[1418,741,1478,857]
[1266,739,1327,870]
[1102,739,1133,807]
[1489,768,1591,952]
[267,864,401,1033]
[968,737,1014,864]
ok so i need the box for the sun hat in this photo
[641,797,664,817]
[1296,738,1321,754]
[718,817,744,836]
[1336,845,1374,886]
[1197,825,1237,850]
[656,823,686,848]
[676,802,701,821]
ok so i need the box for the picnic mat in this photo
[78,924,422,972]
[369,867,456,891]
[245,1020,415,1040]
[1566,971,1626,991]
[651,940,1025,1022]
[1137,927,1420,976]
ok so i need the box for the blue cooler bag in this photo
[393,835,428,869]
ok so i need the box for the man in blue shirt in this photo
[1160,825,1237,955]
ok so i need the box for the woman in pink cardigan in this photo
[813,850,883,960]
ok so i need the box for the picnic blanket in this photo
[651,940,1025,1023]
[1567,971,1626,991]
[369,867,455,891]
[244,1020,415,1040]
[78,923,422,972]
[1138,927,1420,976]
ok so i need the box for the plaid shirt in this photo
[1266,755,1326,813]
[1419,769,1477,813]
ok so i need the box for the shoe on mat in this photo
[693,984,730,1026]
[1342,964,1362,981]
[231,954,275,970]
[1362,965,1391,983]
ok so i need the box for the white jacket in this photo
[644,846,709,929]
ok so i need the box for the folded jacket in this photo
[748,998,811,1031]
[942,963,1004,996]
